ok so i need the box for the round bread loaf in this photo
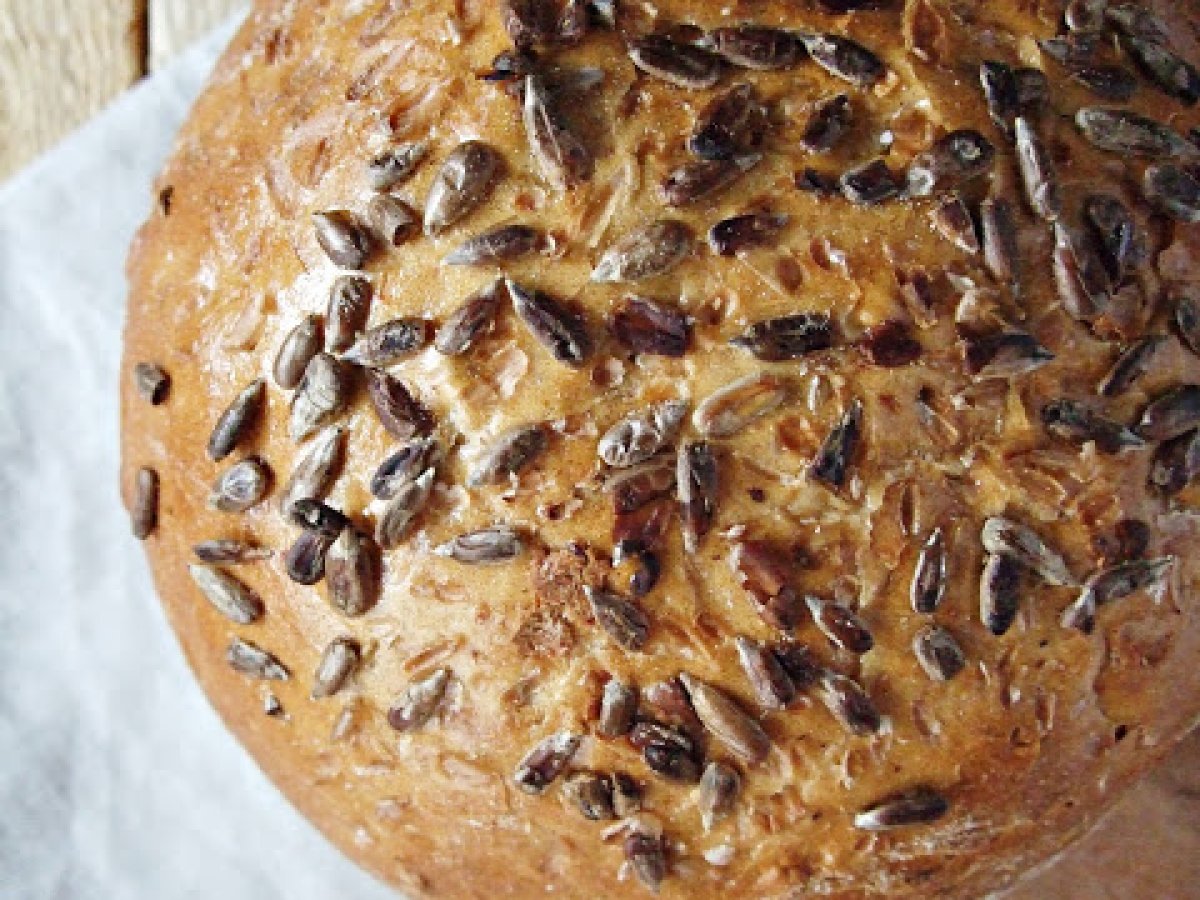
[121,1,1200,896]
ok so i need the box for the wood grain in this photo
[0,0,147,180]
[149,0,243,71]
[0,0,244,181]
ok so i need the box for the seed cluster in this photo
[125,0,1200,892]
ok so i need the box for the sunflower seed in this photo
[982,517,1074,586]
[795,167,841,195]
[1040,33,1104,66]
[435,526,524,564]
[801,33,885,86]
[1178,293,1200,356]
[1041,399,1143,453]
[227,638,289,680]
[327,528,381,616]
[730,313,834,361]
[709,26,801,70]
[443,224,544,266]
[817,671,881,736]
[979,552,1022,635]
[311,637,361,699]
[910,527,948,614]
[913,624,965,681]
[1120,34,1200,106]
[469,423,549,486]
[1143,163,1200,222]
[980,61,1020,133]
[694,372,787,438]
[689,84,766,161]
[388,667,452,732]
[507,279,592,367]
[188,564,263,624]
[631,720,700,782]
[624,828,668,892]
[611,295,691,356]
[608,772,641,817]
[929,194,980,255]
[367,194,419,246]
[708,211,789,257]
[797,92,852,153]
[128,466,159,540]
[678,441,717,554]
[364,368,431,441]
[1099,335,1167,397]
[599,401,687,469]
[1083,193,1135,283]
[369,439,441,502]
[500,0,550,48]
[424,141,502,236]
[626,33,722,89]
[289,354,350,443]
[620,544,664,597]
[807,596,874,654]
[1070,65,1138,101]
[735,636,795,709]
[376,468,435,547]
[598,679,637,737]
[1107,4,1169,41]
[133,363,169,405]
[562,771,615,820]
[907,130,996,197]
[207,379,265,462]
[1016,67,1050,116]
[584,586,650,652]
[1150,428,1200,495]
[1065,0,1107,31]
[208,456,272,513]
[662,155,761,207]
[523,73,594,191]
[840,158,905,205]
[343,317,429,367]
[435,279,504,355]
[855,788,949,831]
[591,220,693,283]
[288,497,349,538]
[811,400,862,490]
[285,529,334,585]
[861,320,921,367]
[771,640,821,689]
[514,731,581,793]
[698,762,741,831]
[1053,222,1109,322]
[1137,385,1200,440]
[279,425,345,514]
[1014,117,1061,221]
[274,315,323,390]
[679,673,771,765]
[1076,107,1195,158]
[313,210,373,269]
[961,329,1054,379]
[979,195,1019,291]
[193,539,271,564]
[367,141,428,191]
[1062,557,1173,632]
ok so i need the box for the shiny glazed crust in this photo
[121,1,1200,897]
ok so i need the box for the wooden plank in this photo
[0,0,147,180]
[148,0,244,71]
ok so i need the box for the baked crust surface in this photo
[122,1,1200,896]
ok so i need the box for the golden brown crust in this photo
[122,1,1200,896]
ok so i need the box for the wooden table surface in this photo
[2,1,1198,895]
[0,0,243,180]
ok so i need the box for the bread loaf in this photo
[121,1,1200,896]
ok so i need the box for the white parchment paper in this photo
[0,13,396,900]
